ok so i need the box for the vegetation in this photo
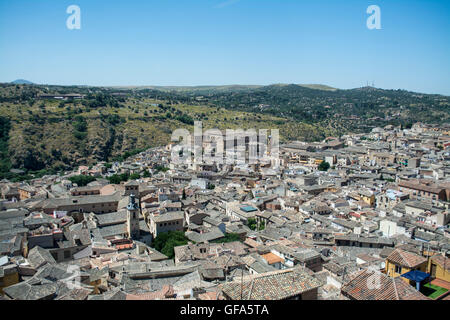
[151,231,189,259]
[247,218,265,231]
[247,218,258,231]
[69,175,97,187]
[154,165,169,173]
[107,173,130,184]
[112,148,145,162]
[318,161,331,172]
[211,233,242,243]
[0,83,448,177]
[143,170,151,178]
[0,116,11,179]
[73,116,88,140]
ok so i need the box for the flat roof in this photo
[240,206,257,213]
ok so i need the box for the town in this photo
[0,121,449,300]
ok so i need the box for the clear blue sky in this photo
[0,0,449,95]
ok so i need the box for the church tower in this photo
[126,194,140,239]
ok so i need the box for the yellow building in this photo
[428,255,450,283]
[359,190,375,206]
[385,249,428,285]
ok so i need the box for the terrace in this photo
[421,281,449,300]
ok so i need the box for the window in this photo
[395,265,402,274]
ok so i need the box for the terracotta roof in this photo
[387,248,427,268]
[116,243,134,251]
[341,269,429,300]
[125,285,174,300]
[243,238,259,248]
[198,291,224,300]
[398,180,443,194]
[220,269,321,300]
[262,252,284,265]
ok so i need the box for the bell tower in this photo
[127,194,140,239]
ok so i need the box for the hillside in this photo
[176,84,449,133]
[0,83,330,181]
[0,82,448,181]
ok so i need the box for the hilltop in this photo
[10,79,34,85]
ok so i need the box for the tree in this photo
[151,231,188,259]
[318,161,330,172]
[259,220,266,231]
[154,165,169,173]
[129,173,140,180]
[247,218,258,231]
[69,175,96,187]
[107,172,129,184]
[143,170,151,178]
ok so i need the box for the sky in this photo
[0,0,449,95]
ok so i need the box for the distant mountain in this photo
[111,83,337,93]
[11,79,34,85]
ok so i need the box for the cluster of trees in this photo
[175,114,194,125]
[73,116,88,140]
[151,231,188,259]
[107,172,140,184]
[154,165,169,173]
[247,218,265,231]
[102,114,125,126]
[82,93,123,109]
[69,175,97,187]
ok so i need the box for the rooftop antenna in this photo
[240,264,244,300]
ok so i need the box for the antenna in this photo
[240,264,244,300]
